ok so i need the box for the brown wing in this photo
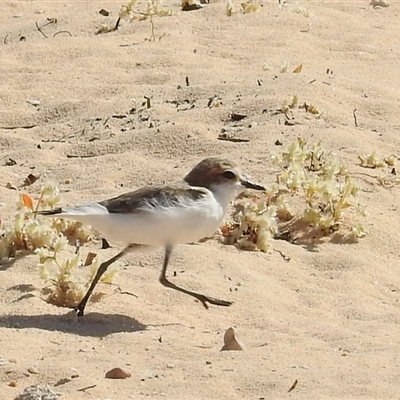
[99,184,208,214]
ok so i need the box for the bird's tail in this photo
[36,203,108,218]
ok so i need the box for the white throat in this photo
[209,182,243,211]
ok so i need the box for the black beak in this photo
[241,180,265,191]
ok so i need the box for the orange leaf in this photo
[293,64,303,73]
[22,194,34,210]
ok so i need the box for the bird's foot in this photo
[197,294,233,309]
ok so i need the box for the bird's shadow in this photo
[0,311,147,337]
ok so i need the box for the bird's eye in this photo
[223,170,236,180]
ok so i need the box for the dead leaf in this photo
[230,113,247,121]
[21,173,39,187]
[99,9,110,16]
[288,379,298,393]
[221,327,244,351]
[218,134,250,143]
[22,194,34,210]
[84,252,97,266]
[293,64,303,73]
[101,238,111,249]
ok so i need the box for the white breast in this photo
[56,190,226,246]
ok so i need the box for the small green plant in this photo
[279,1,310,17]
[274,139,367,235]
[0,183,117,308]
[221,197,278,252]
[37,239,117,308]
[0,183,91,260]
[356,152,399,187]
[226,0,237,16]
[120,0,173,41]
[225,0,262,16]
[358,152,396,169]
[241,0,262,13]
[281,94,299,114]
[280,95,321,117]
[222,138,368,251]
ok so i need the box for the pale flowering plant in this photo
[223,138,369,252]
[222,195,279,252]
[0,182,63,260]
[40,181,61,209]
[116,0,173,41]
[271,138,368,239]
[0,181,116,308]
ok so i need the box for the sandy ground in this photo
[1,1,400,399]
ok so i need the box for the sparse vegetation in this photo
[96,0,173,40]
[38,243,117,308]
[119,0,173,41]
[2,142,396,303]
[358,152,396,169]
[0,183,116,308]
[278,1,311,17]
[226,0,237,16]
[241,0,262,14]
[280,95,321,117]
[358,152,400,187]
[222,138,369,251]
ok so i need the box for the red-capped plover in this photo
[39,157,265,316]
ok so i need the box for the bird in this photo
[38,157,265,316]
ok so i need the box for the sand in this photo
[1,1,400,399]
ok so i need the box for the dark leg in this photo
[75,244,136,317]
[159,245,232,309]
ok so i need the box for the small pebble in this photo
[8,381,17,387]
[105,367,131,379]
[27,366,39,374]
[221,327,244,351]
[99,8,110,16]
[26,99,40,106]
